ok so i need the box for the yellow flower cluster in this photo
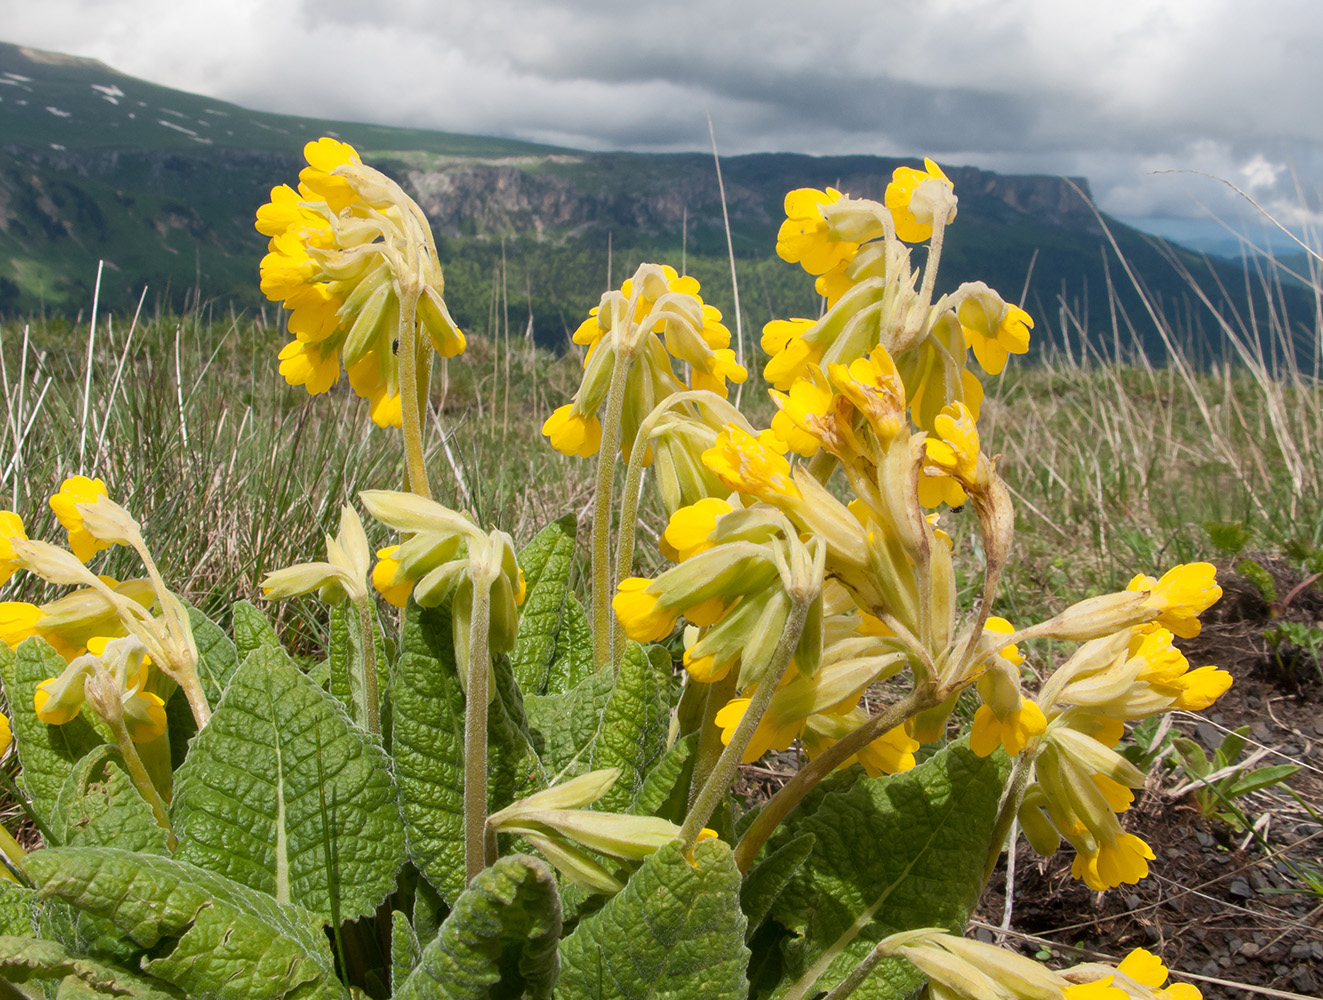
[257,138,465,427]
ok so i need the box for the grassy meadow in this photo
[3,253,1319,653]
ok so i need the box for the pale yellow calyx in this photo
[702,426,802,504]
[885,158,957,243]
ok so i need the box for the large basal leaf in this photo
[631,733,697,823]
[391,910,423,996]
[186,601,241,706]
[52,746,168,855]
[0,936,183,998]
[231,599,281,660]
[544,596,595,695]
[328,600,389,728]
[0,638,104,827]
[769,741,1011,1000]
[27,847,346,1000]
[170,645,405,923]
[392,601,545,903]
[740,833,815,943]
[511,514,579,696]
[397,854,561,1000]
[525,668,615,783]
[0,880,38,937]
[589,643,671,813]
[557,839,749,1000]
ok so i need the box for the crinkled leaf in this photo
[511,515,580,696]
[769,742,1011,1000]
[740,833,815,942]
[525,668,615,783]
[185,601,241,706]
[170,645,405,922]
[0,880,38,937]
[589,643,671,813]
[328,600,388,728]
[392,910,422,996]
[52,747,167,855]
[0,639,105,827]
[231,599,281,660]
[544,596,594,695]
[392,602,544,903]
[397,854,561,1000]
[27,847,345,1000]
[0,936,182,997]
[557,839,748,1000]
[631,733,697,822]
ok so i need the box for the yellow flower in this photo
[372,546,414,608]
[1070,832,1156,891]
[1127,563,1222,638]
[918,401,983,507]
[1064,978,1129,1000]
[768,367,842,458]
[1117,948,1166,988]
[0,511,28,585]
[660,498,733,562]
[802,711,918,776]
[970,698,1046,757]
[48,477,116,563]
[542,404,603,459]
[278,339,339,394]
[1127,628,1232,711]
[956,282,1033,375]
[702,426,802,504]
[776,188,859,276]
[612,578,679,642]
[298,137,362,212]
[827,349,907,447]
[0,710,10,758]
[714,696,804,763]
[885,158,957,243]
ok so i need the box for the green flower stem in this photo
[0,823,26,867]
[983,750,1036,884]
[679,595,811,849]
[815,943,887,1000]
[463,580,493,884]
[590,347,633,669]
[398,284,432,500]
[688,670,739,807]
[353,595,380,735]
[732,688,926,873]
[109,718,176,852]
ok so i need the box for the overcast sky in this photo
[7,0,1322,247]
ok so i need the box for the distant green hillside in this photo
[0,40,1310,366]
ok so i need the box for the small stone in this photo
[1196,722,1221,749]
[1228,878,1254,898]
[1290,942,1312,960]
[1240,942,1259,957]
[1249,872,1270,891]
[1124,894,1141,911]
[1293,968,1316,993]
[1312,941,1323,960]
[1195,831,1215,848]
[975,927,995,943]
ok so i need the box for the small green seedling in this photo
[1171,726,1299,832]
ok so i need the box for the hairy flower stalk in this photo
[464,558,496,882]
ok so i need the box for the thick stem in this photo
[983,751,1035,884]
[463,582,492,884]
[817,942,888,1000]
[354,596,380,735]
[733,689,926,873]
[398,284,432,500]
[679,596,811,848]
[590,348,633,668]
[110,720,176,852]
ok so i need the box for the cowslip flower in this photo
[0,511,28,584]
[885,158,957,243]
[1127,563,1222,638]
[970,618,1047,757]
[919,401,984,508]
[34,636,166,743]
[659,497,734,563]
[802,710,918,776]
[49,477,115,563]
[776,188,860,276]
[956,281,1034,375]
[0,710,10,758]
[702,426,802,504]
[257,138,465,428]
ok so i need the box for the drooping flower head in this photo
[256,138,465,428]
[955,281,1034,375]
[49,477,115,563]
[885,158,958,243]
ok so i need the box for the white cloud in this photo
[4,0,1322,225]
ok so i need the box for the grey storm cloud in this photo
[6,0,1323,232]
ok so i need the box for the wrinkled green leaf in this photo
[557,839,748,1000]
[392,910,422,996]
[631,734,696,823]
[512,515,580,696]
[328,600,388,727]
[0,936,182,998]
[171,645,405,923]
[740,833,815,942]
[392,602,544,903]
[52,747,167,855]
[590,643,671,813]
[27,847,346,1000]
[186,602,241,706]
[0,639,104,826]
[770,742,1011,1000]
[545,596,595,695]
[397,854,561,1000]
[231,600,281,660]
[0,880,38,937]
[525,668,615,783]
